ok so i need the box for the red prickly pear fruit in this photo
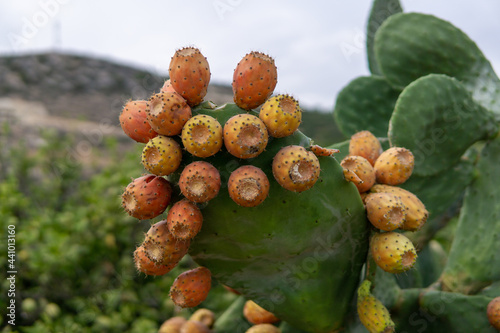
[179,161,221,203]
[133,245,173,276]
[246,324,281,333]
[228,165,270,207]
[180,320,210,333]
[243,300,280,325]
[119,100,158,143]
[310,145,340,157]
[349,131,383,166]
[374,147,414,185]
[364,192,406,231]
[121,174,172,220]
[189,309,215,329]
[370,231,417,274]
[142,220,190,266]
[181,114,223,158]
[169,267,212,308]
[370,184,429,231]
[357,280,395,333]
[340,155,376,193]
[158,317,187,333]
[146,92,192,136]
[223,114,269,159]
[166,199,203,241]
[169,47,211,107]
[487,297,500,330]
[142,135,182,176]
[259,94,302,138]
[232,51,278,110]
[272,145,321,192]
[161,79,177,94]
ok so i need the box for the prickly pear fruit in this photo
[228,165,270,207]
[487,297,500,330]
[142,136,182,176]
[243,300,280,325]
[370,184,428,231]
[121,174,172,220]
[119,100,158,143]
[364,192,406,231]
[147,92,192,136]
[246,324,281,333]
[340,155,376,193]
[161,79,177,94]
[169,267,212,308]
[189,309,215,328]
[169,47,210,107]
[343,168,364,188]
[224,114,269,159]
[167,199,203,240]
[182,114,223,157]
[142,220,190,266]
[374,147,414,185]
[158,317,187,333]
[133,245,173,276]
[180,320,210,333]
[179,161,221,203]
[272,145,320,192]
[259,94,301,138]
[349,130,382,166]
[370,231,417,274]
[310,145,339,157]
[357,280,395,333]
[233,51,278,110]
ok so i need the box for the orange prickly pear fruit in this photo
[133,245,173,276]
[158,317,187,333]
[121,174,172,220]
[340,155,376,193]
[180,320,210,333]
[167,199,203,241]
[142,220,190,266]
[364,192,406,231]
[169,267,212,308]
[161,79,177,94]
[370,184,429,231]
[189,309,215,328]
[487,296,500,330]
[169,47,210,107]
[243,300,280,325]
[119,100,158,143]
[233,51,278,110]
[228,165,270,207]
[357,280,395,333]
[147,91,192,136]
[179,161,221,203]
[272,145,321,192]
[374,147,414,185]
[370,231,417,274]
[259,94,302,138]
[349,130,383,166]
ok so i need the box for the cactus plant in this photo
[116,1,500,331]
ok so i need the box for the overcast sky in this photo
[1,0,499,111]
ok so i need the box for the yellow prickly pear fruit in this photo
[370,231,417,274]
[374,147,414,185]
[357,280,395,333]
[364,192,406,231]
[349,130,383,166]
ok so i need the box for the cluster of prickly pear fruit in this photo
[119,45,371,333]
[329,0,500,331]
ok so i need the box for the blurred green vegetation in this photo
[0,127,237,333]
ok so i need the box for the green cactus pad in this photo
[366,0,402,75]
[419,290,496,332]
[389,74,498,176]
[375,12,500,119]
[280,321,309,333]
[175,103,369,333]
[334,76,400,138]
[440,135,500,294]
